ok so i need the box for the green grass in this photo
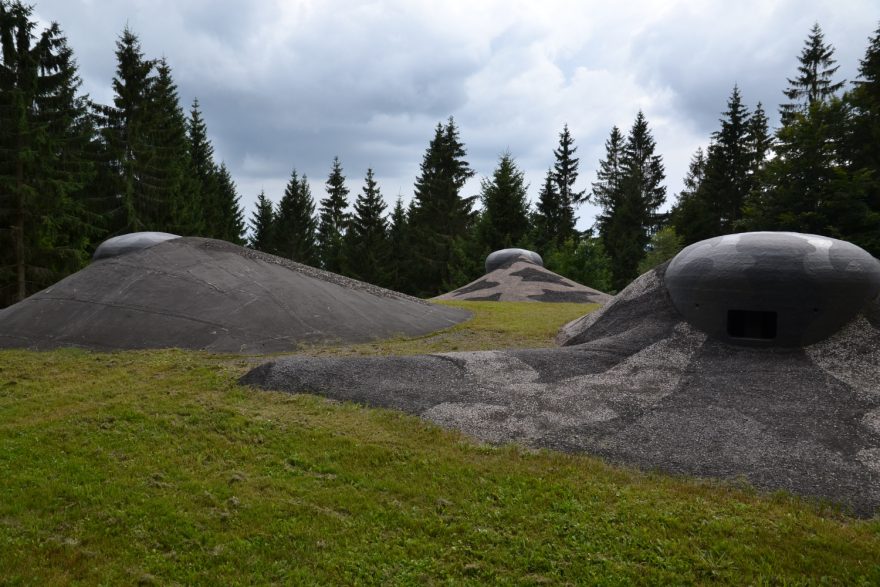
[299,300,598,357]
[0,301,878,585]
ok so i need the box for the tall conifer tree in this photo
[532,168,561,254]
[408,118,476,295]
[781,23,845,123]
[748,102,772,173]
[344,168,390,285]
[622,111,666,231]
[596,112,666,290]
[846,23,880,255]
[143,58,197,233]
[274,170,317,265]
[551,124,583,245]
[387,195,411,293]
[746,25,874,249]
[215,162,246,245]
[591,126,626,221]
[317,156,350,273]
[531,126,584,254]
[94,26,156,235]
[0,1,94,305]
[186,98,218,236]
[477,152,530,252]
[747,97,870,241]
[700,85,754,234]
[248,190,275,253]
[670,147,712,245]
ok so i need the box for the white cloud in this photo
[31,0,880,231]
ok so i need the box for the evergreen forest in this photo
[2,1,879,307]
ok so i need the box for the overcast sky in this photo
[33,0,879,231]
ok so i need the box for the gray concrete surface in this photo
[434,256,611,304]
[0,237,469,353]
[243,261,880,516]
[665,232,880,346]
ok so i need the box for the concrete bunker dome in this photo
[244,232,880,514]
[93,231,181,261]
[0,235,469,352]
[485,248,543,273]
[664,232,880,347]
[435,247,610,304]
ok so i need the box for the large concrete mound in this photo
[243,233,880,515]
[0,236,469,353]
[434,248,611,304]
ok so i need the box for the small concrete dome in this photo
[665,232,880,346]
[485,248,543,274]
[93,232,181,261]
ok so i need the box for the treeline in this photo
[242,21,880,296]
[2,0,880,306]
[671,24,880,261]
[0,2,245,307]
[245,118,608,297]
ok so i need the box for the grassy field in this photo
[299,300,598,357]
[1,300,878,585]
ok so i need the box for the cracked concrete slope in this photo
[243,261,880,516]
[0,237,469,353]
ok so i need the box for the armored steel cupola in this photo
[92,232,181,261]
[484,248,543,273]
[664,232,880,347]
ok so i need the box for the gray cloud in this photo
[33,0,880,231]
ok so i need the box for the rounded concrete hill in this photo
[0,236,469,353]
[243,233,880,515]
[434,249,610,304]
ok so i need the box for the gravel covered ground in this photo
[244,264,880,516]
[433,258,611,304]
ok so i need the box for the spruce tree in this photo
[143,58,197,233]
[700,85,754,234]
[317,156,350,273]
[747,97,871,242]
[408,118,476,295]
[781,23,845,123]
[248,190,275,253]
[477,152,530,252]
[596,112,666,290]
[745,26,874,249]
[185,103,244,244]
[532,168,561,254]
[343,168,391,286]
[0,1,94,305]
[215,163,246,245]
[274,170,317,265]
[594,124,638,291]
[846,23,880,255]
[622,111,666,231]
[387,195,411,293]
[669,147,713,245]
[94,26,157,235]
[551,124,583,244]
[591,126,626,223]
[187,98,218,237]
[747,102,772,174]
